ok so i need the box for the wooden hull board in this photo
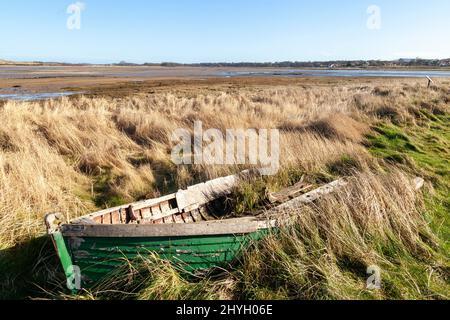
[62,231,270,288]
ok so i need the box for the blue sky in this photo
[1,0,449,63]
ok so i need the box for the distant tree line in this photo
[2,58,449,68]
[112,59,450,68]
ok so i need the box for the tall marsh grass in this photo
[0,79,448,299]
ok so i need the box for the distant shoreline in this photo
[1,73,449,100]
[1,58,450,70]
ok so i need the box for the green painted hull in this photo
[61,231,268,288]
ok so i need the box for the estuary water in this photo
[218,69,450,78]
[0,92,78,101]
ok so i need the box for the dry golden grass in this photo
[0,85,372,246]
[0,78,448,299]
[1,80,448,246]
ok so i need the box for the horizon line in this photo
[2,57,450,66]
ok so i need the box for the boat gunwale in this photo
[60,217,277,238]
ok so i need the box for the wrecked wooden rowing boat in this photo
[46,171,279,289]
[45,170,347,290]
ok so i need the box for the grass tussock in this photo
[0,78,448,299]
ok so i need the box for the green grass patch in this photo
[365,111,449,298]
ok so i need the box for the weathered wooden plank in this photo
[264,179,348,215]
[140,207,152,220]
[61,217,276,238]
[191,209,204,223]
[94,216,102,224]
[151,205,162,216]
[265,176,424,217]
[176,175,238,212]
[153,218,164,225]
[111,211,120,224]
[76,217,98,225]
[268,177,313,204]
[70,193,177,224]
[144,208,179,222]
[173,214,185,224]
[160,201,171,214]
[183,212,195,223]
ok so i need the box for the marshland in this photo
[0,75,448,300]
